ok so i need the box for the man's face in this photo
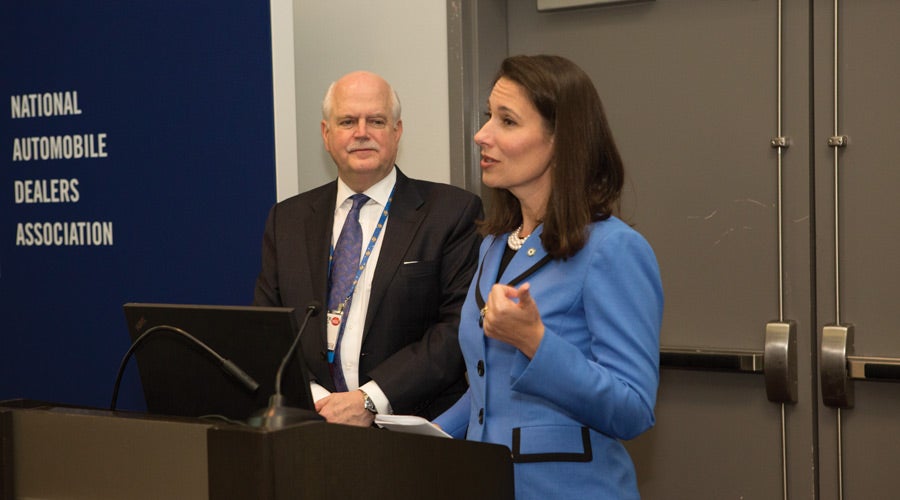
[322,73,402,192]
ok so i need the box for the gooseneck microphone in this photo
[109,324,260,411]
[248,301,324,429]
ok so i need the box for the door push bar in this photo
[821,324,900,409]
[660,321,797,404]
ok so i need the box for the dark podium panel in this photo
[0,400,513,500]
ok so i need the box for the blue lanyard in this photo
[328,186,395,312]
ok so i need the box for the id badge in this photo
[326,309,343,352]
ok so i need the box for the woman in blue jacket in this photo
[434,55,663,499]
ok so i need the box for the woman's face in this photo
[475,77,554,204]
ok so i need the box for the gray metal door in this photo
[814,2,900,499]
[448,1,900,498]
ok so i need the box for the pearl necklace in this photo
[506,225,529,250]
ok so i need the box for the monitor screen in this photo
[122,303,314,422]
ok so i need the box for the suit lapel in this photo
[306,183,338,344]
[499,224,549,283]
[472,227,549,332]
[363,170,424,337]
[476,236,503,300]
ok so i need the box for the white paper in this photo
[374,414,452,438]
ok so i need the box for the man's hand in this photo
[315,390,376,427]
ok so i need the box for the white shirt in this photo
[310,167,396,415]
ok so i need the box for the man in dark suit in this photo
[253,71,482,427]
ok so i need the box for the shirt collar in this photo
[335,166,397,209]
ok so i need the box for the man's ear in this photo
[321,120,330,152]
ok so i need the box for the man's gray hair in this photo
[321,79,402,125]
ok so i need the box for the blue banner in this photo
[1,2,277,411]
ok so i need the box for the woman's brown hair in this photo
[479,54,624,259]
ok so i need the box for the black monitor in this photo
[122,303,314,422]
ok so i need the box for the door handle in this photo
[659,320,797,403]
[846,355,900,381]
[765,321,797,404]
[821,324,854,408]
[660,346,764,373]
[821,323,900,409]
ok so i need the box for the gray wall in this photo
[271,1,452,200]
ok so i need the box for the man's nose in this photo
[353,118,368,137]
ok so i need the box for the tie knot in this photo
[349,193,369,211]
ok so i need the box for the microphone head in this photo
[306,301,322,316]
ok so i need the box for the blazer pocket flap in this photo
[398,260,438,277]
[512,425,592,463]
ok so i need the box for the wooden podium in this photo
[0,400,513,500]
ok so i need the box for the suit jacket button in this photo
[477,360,485,376]
[478,408,484,424]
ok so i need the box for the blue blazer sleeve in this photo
[509,224,663,440]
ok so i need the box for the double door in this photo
[449,0,900,497]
